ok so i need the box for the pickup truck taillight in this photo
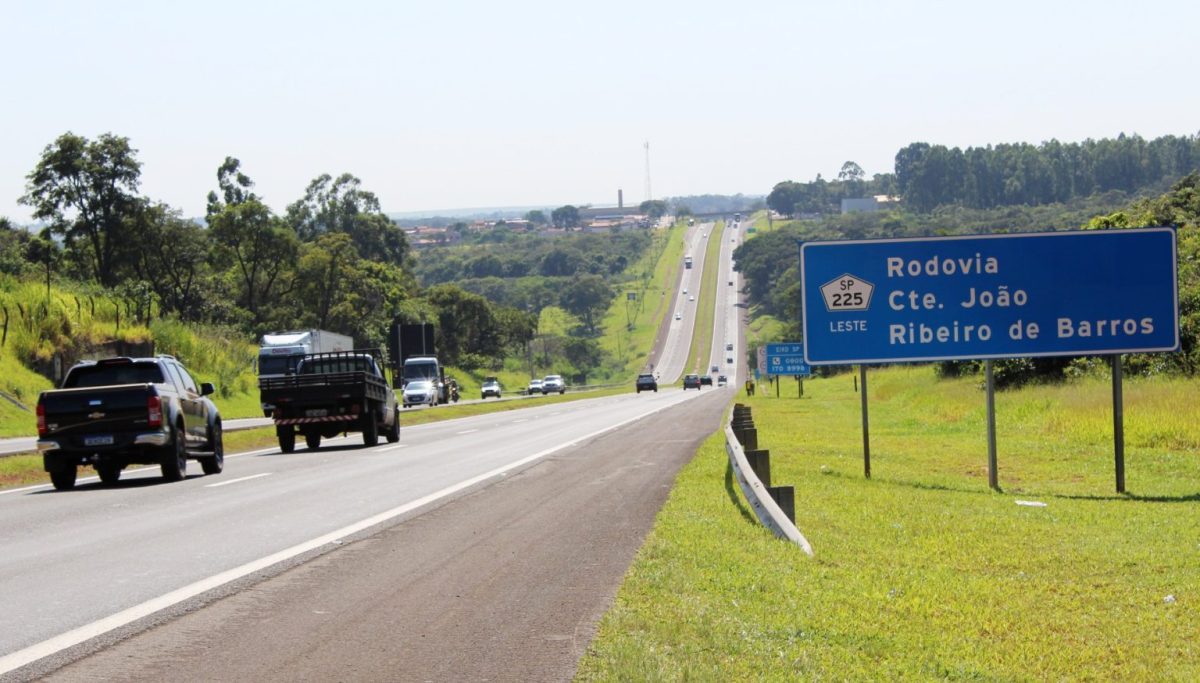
[37,402,46,436]
[147,395,163,428]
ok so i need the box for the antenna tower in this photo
[643,140,652,202]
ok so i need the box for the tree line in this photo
[767,133,1200,217]
[894,133,1200,213]
[1,132,542,371]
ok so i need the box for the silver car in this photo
[402,380,437,408]
[541,375,565,395]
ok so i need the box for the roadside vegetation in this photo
[579,364,1199,680]
[597,220,688,377]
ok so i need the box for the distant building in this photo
[840,195,901,214]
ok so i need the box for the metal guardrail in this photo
[724,405,814,555]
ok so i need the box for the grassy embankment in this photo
[0,279,263,437]
[578,365,1200,680]
[598,220,689,378]
[682,221,725,378]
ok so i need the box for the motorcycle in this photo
[449,381,460,403]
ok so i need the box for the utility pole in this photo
[643,140,652,202]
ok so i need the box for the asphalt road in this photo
[1,217,746,681]
[0,390,585,457]
[36,388,732,683]
[653,221,715,384]
[708,218,745,386]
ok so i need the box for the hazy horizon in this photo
[4,1,1199,224]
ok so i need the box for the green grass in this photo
[0,277,267,433]
[599,221,688,378]
[682,221,725,379]
[578,365,1200,680]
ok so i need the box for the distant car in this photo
[403,379,438,408]
[731,237,736,242]
[683,374,702,390]
[717,375,728,386]
[527,379,543,394]
[542,375,565,394]
[726,356,734,364]
[702,232,707,237]
[481,379,502,399]
[710,365,719,373]
[700,375,713,386]
[636,373,657,393]
[688,295,695,301]
[726,343,733,351]
[683,287,688,294]
[675,312,682,320]
[729,280,734,286]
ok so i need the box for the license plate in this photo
[84,435,114,446]
[305,409,328,417]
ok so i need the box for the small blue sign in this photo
[800,228,1179,365]
[766,343,812,376]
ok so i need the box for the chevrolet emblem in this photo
[88,411,106,419]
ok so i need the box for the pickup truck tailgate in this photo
[40,385,154,442]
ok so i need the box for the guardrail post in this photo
[768,486,795,523]
[745,448,771,487]
[740,427,758,451]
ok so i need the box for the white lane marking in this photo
[204,473,271,488]
[456,429,478,435]
[512,419,528,424]
[0,391,699,675]
[371,443,407,453]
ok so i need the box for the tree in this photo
[0,218,32,276]
[126,203,211,320]
[539,246,582,277]
[286,173,408,265]
[563,337,603,382]
[294,232,358,330]
[559,274,613,335]
[425,284,502,367]
[639,199,668,220]
[20,132,142,286]
[206,156,258,217]
[838,161,865,183]
[208,197,298,323]
[524,210,548,226]
[551,204,581,230]
[767,181,805,217]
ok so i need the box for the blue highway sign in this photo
[800,228,1179,364]
[766,343,812,376]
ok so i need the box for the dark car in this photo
[636,373,657,393]
[700,375,713,386]
[683,374,702,390]
[37,355,224,490]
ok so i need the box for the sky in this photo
[3,0,1199,222]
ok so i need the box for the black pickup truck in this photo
[36,356,224,491]
[258,349,400,452]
